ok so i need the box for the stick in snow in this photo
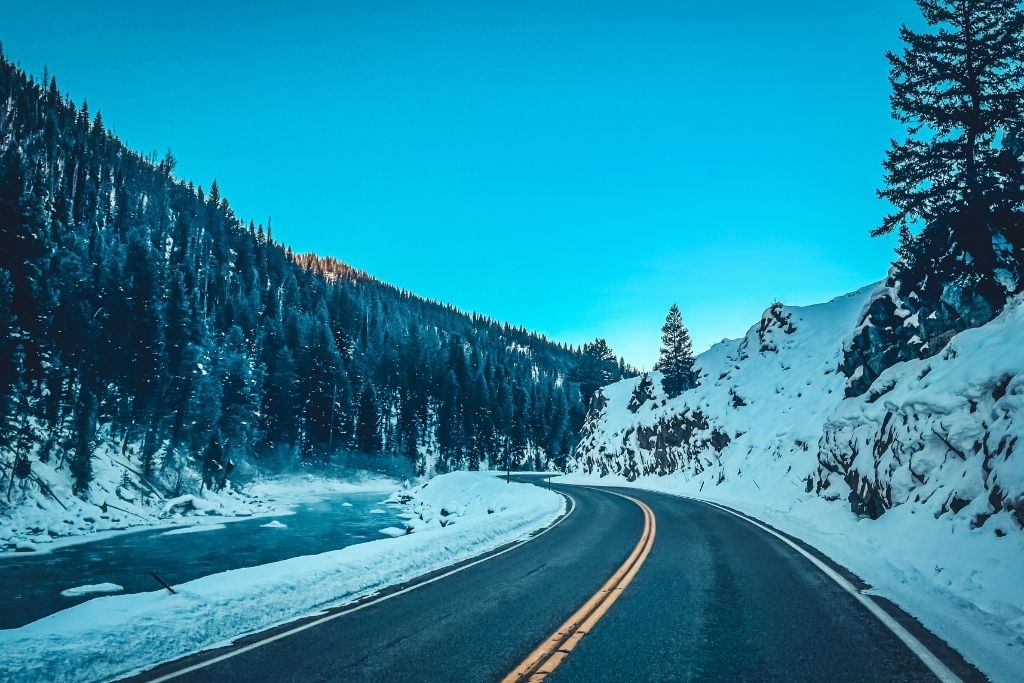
[149,572,177,594]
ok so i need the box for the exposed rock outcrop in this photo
[571,282,1024,534]
[816,297,1024,528]
[842,215,1023,397]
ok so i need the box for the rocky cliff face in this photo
[842,215,1024,398]
[571,279,1024,535]
[573,286,874,486]
[817,296,1024,529]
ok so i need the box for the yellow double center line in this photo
[503,491,656,683]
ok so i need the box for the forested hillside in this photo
[0,48,632,501]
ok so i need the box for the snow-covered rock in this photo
[818,295,1024,527]
[568,284,1024,681]
[573,284,877,483]
[842,215,1024,397]
[59,583,123,598]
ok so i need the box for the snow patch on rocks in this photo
[568,285,1024,681]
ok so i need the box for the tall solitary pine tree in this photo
[655,304,695,398]
[876,0,1024,242]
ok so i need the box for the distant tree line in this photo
[0,49,635,496]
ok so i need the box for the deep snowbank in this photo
[556,470,1023,682]
[0,472,564,683]
[569,287,1024,681]
[817,295,1024,528]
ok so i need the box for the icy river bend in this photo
[0,492,402,629]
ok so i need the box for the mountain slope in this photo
[568,285,1024,680]
[0,50,631,528]
[573,285,877,483]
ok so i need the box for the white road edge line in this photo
[610,486,961,683]
[141,491,577,683]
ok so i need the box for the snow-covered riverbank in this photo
[0,468,398,556]
[0,472,564,683]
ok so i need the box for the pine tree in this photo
[875,0,1024,238]
[0,149,46,365]
[571,338,620,408]
[355,384,382,454]
[655,304,695,398]
[219,325,263,455]
[0,272,25,462]
[70,385,97,495]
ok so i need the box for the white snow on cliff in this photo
[569,286,1024,681]
[574,284,878,480]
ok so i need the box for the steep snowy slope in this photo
[568,285,1024,681]
[574,284,879,485]
[574,283,1024,531]
[818,296,1024,530]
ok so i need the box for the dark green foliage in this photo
[655,304,696,398]
[355,385,382,454]
[0,271,25,461]
[569,339,621,409]
[876,0,1024,237]
[0,53,635,490]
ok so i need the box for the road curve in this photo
[124,482,984,683]
[546,487,981,682]
[124,484,641,683]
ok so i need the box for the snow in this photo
[569,285,1024,682]
[60,583,123,598]
[161,494,199,515]
[245,474,399,502]
[160,524,227,536]
[0,472,564,683]
[378,527,407,537]
[259,520,287,529]
[575,284,880,479]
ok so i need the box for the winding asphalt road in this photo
[125,481,985,683]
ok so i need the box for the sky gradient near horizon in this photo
[4,1,918,367]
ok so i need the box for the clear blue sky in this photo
[4,0,917,368]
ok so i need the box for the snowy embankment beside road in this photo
[557,469,1024,682]
[0,465,397,555]
[568,287,1024,682]
[0,472,564,683]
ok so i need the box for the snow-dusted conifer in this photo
[655,304,695,398]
